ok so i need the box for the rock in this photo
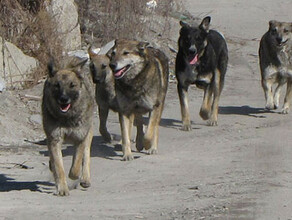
[49,0,81,52]
[0,36,38,89]
[29,114,42,125]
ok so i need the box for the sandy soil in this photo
[1,0,292,219]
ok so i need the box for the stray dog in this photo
[88,47,144,147]
[88,48,117,142]
[259,20,292,113]
[175,16,228,130]
[42,57,94,196]
[108,39,169,161]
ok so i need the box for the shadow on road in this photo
[219,105,272,118]
[0,174,54,193]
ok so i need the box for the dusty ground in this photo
[1,0,292,219]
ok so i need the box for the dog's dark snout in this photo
[59,95,70,104]
[276,36,283,44]
[109,62,117,71]
[189,47,197,55]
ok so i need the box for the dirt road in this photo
[1,0,292,219]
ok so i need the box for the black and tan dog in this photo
[108,39,169,161]
[259,20,292,113]
[175,16,228,130]
[42,57,94,196]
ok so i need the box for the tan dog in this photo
[108,39,169,161]
[42,57,94,196]
[259,20,292,113]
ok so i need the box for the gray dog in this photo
[42,57,94,196]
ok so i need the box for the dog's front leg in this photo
[48,139,69,196]
[208,70,221,126]
[144,104,164,154]
[200,84,213,121]
[177,84,192,131]
[80,126,93,188]
[262,78,275,110]
[282,79,292,114]
[98,105,111,142]
[119,113,134,161]
[274,79,286,110]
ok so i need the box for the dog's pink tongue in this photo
[114,67,126,78]
[60,104,71,113]
[190,54,198,65]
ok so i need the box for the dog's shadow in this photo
[39,136,138,161]
[0,174,54,193]
[219,105,271,118]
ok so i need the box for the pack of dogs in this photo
[41,16,292,195]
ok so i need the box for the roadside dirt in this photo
[1,0,292,219]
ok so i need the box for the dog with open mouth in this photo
[88,47,144,147]
[108,39,169,161]
[175,16,228,130]
[259,20,292,113]
[42,57,95,196]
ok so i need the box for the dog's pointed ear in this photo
[180,20,190,28]
[88,46,100,59]
[269,20,277,29]
[137,41,150,55]
[200,16,211,33]
[68,57,88,72]
[47,58,57,78]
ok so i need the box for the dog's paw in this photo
[80,180,91,188]
[100,130,112,143]
[143,138,152,150]
[56,184,70,196]
[200,109,210,120]
[69,169,80,180]
[122,154,134,161]
[181,124,192,131]
[147,148,158,155]
[265,103,276,110]
[207,120,218,126]
[281,107,289,114]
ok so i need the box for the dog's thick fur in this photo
[88,48,144,147]
[108,39,169,161]
[175,16,228,130]
[42,57,94,196]
[259,20,292,113]
[88,49,117,142]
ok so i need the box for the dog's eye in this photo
[111,51,116,56]
[123,51,129,55]
[284,29,289,33]
[271,28,277,34]
[101,64,107,69]
[70,82,76,88]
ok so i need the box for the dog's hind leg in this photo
[48,139,69,196]
[80,126,93,188]
[98,106,112,142]
[282,79,292,114]
[177,84,192,131]
[135,114,144,152]
[119,113,134,161]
